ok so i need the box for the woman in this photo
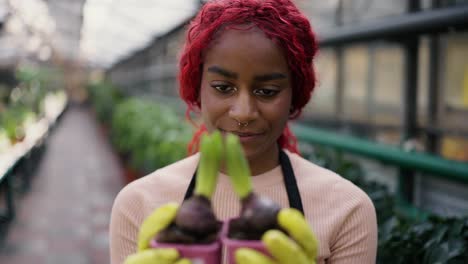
[110,0,378,263]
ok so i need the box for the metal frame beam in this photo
[398,0,421,206]
[292,123,468,184]
[426,0,442,153]
[319,5,468,46]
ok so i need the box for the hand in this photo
[125,248,190,264]
[235,208,318,264]
[124,203,191,264]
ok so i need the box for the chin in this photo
[241,145,263,162]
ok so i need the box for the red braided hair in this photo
[179,0,318,155]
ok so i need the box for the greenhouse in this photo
[1,0,468,263]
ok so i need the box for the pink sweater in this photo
[110,150,377,263]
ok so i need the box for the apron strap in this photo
[183,167,197,201]
[279,150,304,213]
[183,150,304,214]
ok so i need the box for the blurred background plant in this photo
[87,77,468,262]
[111,98,192,174]
[84,77,468,262]
[300,144,468,263]
[0,66,59,145]
[87,79,123,125]
[87,80,193,177]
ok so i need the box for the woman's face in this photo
[200,28,292,175]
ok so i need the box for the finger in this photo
[138,202,179,251]
[277,208,319,260]
[174,258,192,264]
[235,248,278,264]
[124,248,179,264]
[262,230,309,264]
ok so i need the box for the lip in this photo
[220,129,264,143]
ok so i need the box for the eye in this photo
[253,88,279,97]
[212,84,236,94]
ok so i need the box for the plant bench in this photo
[0,92,68,223]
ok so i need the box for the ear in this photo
[193,101,201,113]
[195,94,201,110]
[289,106,299,119]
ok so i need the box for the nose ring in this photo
[237,121,249,128]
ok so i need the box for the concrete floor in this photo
[0,105,126,264]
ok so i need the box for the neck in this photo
[219,145,280,176]
[250,146,280,176]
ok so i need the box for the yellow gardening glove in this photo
[235,208,319,264]
[125,248,191,264]
[124,202,192,264]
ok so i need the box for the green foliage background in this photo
[0,66,60,143]
[87,81,192,175]
[301,145,468,264]
[88,80,468,263]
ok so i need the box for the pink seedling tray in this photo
[221,219,271,264]
[150,239,221,264]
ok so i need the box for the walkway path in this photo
[0,105,126,263]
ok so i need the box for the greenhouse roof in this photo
[0,0,415,69]
[0,0,200,68]
[81,0,200,68]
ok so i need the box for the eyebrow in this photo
[207,66,238,79]
[207,65,287,82]
[254,72,287,82]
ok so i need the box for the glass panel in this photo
[440,0,468,7]
[297,0,407,34]
[442,33,468,112]
[340,0,407,25]
[373,44,404,126]
[343,44,369,122]
[305,48,337,117]
[420,0,433,9]
[440,136,468,162]
[438,33,468,159]
[166,30,185,62]
[351,155,399,193]
[415,174,468,216]
[418,37,430,127]
[295,1,341,34]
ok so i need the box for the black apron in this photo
[183,150,304,214]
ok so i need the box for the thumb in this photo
[138,202,179,251]
[125,248,179,264]
[235,248,278,264]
